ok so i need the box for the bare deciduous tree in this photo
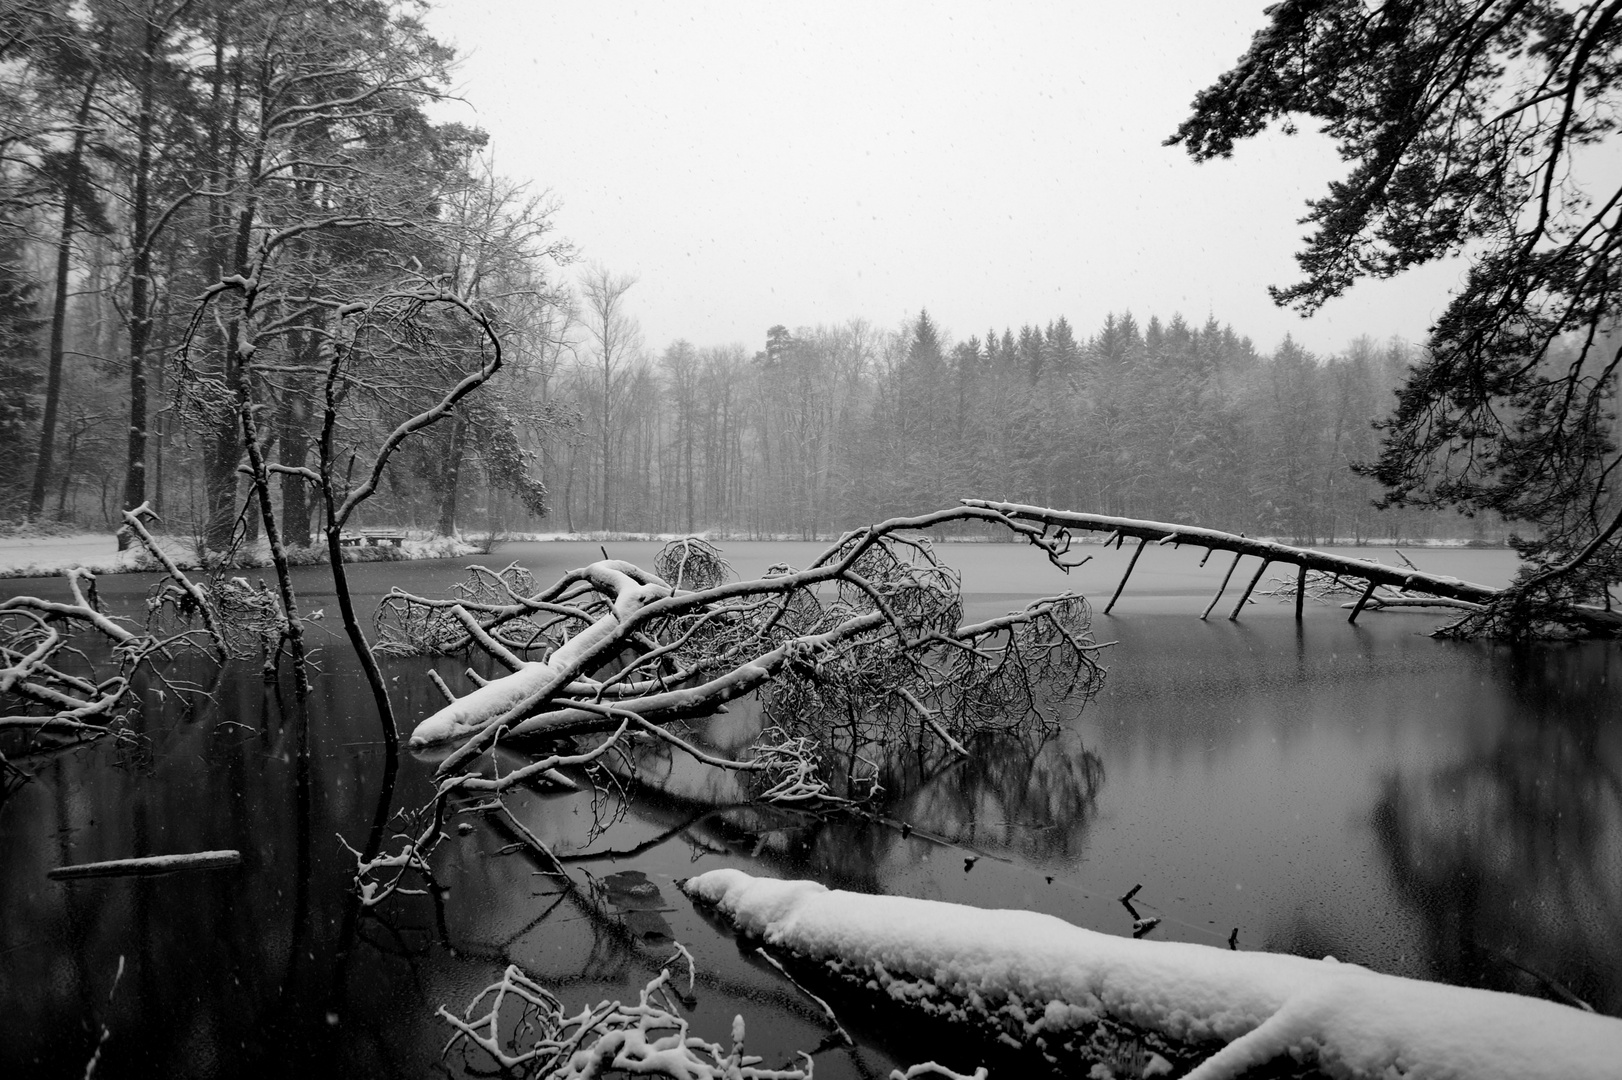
[577,265,641,532]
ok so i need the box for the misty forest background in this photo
[0,1,1505,551]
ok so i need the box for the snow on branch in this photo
[383,516,1106,826]
[0,551,250,740]
[683,869,1622,1080]
[437,946,815,1079]
[438,943,985,1080]
[961,499,1622,636]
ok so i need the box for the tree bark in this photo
[119,5,166,549]
[29,73,99,519]
[436,411,469,536]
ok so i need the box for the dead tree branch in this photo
[961,499,1622,636]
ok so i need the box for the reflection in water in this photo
[605,701,1105,896]
[1372,643,1622,1014]
[895,728,1104,860]
[4,549,1621,1078]
[0,654,414,1075]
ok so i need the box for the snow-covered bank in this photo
[682,869,1622,1080]
[0,531,479,578]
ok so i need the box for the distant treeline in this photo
[0,3,1501,549]
[0,4,1497,547]
[544,310,1500,544]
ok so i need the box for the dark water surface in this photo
[2,541,1617,1077]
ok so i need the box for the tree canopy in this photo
[1169,0,1622,623]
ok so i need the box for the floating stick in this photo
[1104,537,1148,615]
[49,850,242,880]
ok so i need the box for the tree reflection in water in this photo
[1372,642,1622,1015]
[600,701,1105,894]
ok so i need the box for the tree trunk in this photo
[437,412,469,537]
[119,8,162,549]
[279,400,312,548]
[29,76,98,519]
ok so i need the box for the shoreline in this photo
[0,529,1513,580]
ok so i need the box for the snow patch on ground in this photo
[0,532,189,577]
[683,869,1622,1080]
[0,532,478,577]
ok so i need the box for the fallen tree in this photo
[683,868,1622,1080]
[367,499,1622,872]
[345,509,1109,910]
[385,509,1107,784]
[962,500,1622,637]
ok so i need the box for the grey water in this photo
[1,541,1617,1077]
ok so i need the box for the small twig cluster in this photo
[1258,568,1363,606]
[340,804,444,908]
[654,537,732,591]
[0,505,287,751]
[439,945,815,1080]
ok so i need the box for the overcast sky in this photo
[421,1,1468,358]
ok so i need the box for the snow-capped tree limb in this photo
[684,868,1622,1080]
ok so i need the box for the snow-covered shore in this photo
[0,531,478,578]
[683,868,1622,1080]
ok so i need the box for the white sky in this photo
[421,1,1469,358]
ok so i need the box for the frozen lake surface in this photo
[2,540,1616,1076]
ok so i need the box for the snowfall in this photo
[682,868,1622,1080]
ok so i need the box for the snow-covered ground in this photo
[0,531,479,578]
[0,532,190,577]
[684,869,1622,1080]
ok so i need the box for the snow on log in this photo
[408,561,669,747]
[961,499,1502,608]
[48,850,242,880]
[682,869,1622,1080]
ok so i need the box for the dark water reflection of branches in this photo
[1372,643,1622,1015]
[611,708,1105,892]
[888,728,1104,861]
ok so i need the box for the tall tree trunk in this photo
[53,419,80,519]
[276,323,320,548]
[437,412,469,536]
[29,75,99,519]
[119,6,163,548]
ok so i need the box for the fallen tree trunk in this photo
[684,868,1622,1080]
[962,500,1500,607]
[962,500,1622,635]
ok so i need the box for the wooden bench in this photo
[338,531,409,548]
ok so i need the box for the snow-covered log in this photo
[960,499,1622,636]
[962,499,1502,606]
[682,868,1622,1080]
[48,850,242,880]
[406,560,670,746]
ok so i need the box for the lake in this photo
[2,539,1617,1077]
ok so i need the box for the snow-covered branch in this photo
[399,513,1107,782]
[684,869,1622,1080]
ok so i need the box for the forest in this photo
[4,2,1622,1077]
[0,0,1498,551]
